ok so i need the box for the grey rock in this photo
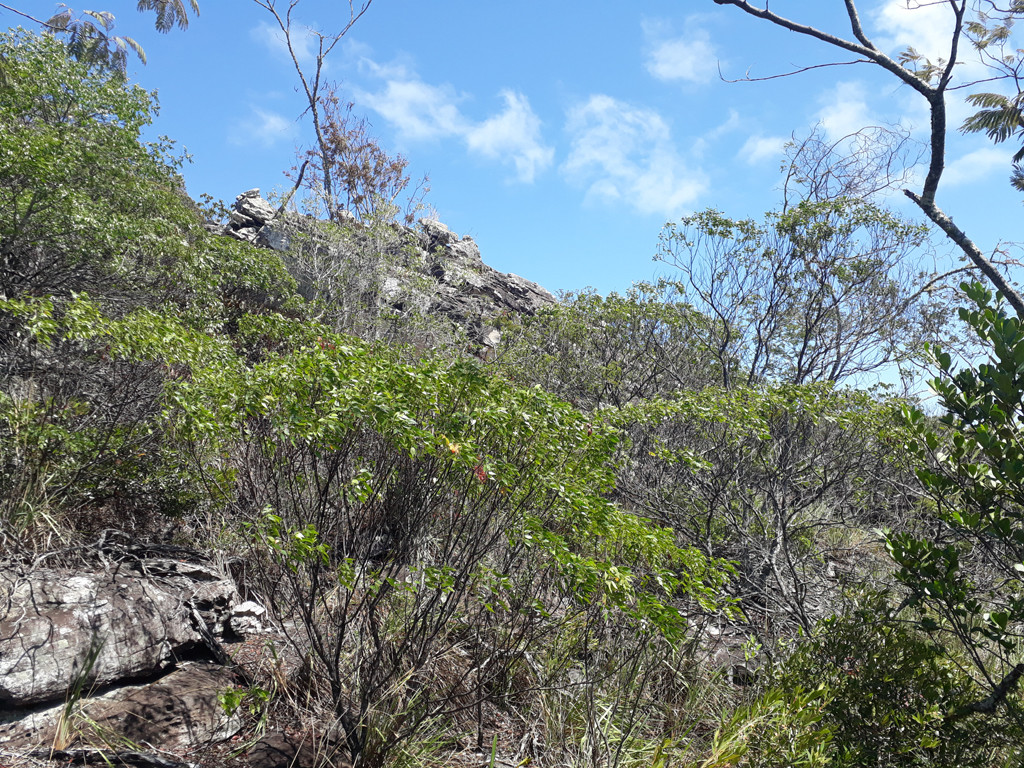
[418,218,457,249]
[229,600,266,635]
[0,562,239,708]
[254,219,293,252]
[203,221,231,238]
[234,189,277,227]
[228,208,257,229]
[481,327,501,348]
[381,277,402,302]
[447,237,481,263]
[0,662,241,751]
[335,209,358,226]
[232,226,260,243]
[217,189,557,345]
[243,730,344,768]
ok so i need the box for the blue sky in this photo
[7,1,1023,296]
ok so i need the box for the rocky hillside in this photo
[216,189,555,353]
[3,27,1020,768]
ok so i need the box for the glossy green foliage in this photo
[0,32,298,545]
[0,29,296,316]
[14,293,729,633]
[0,29,185,299]
[771,595,1006,768]
[891,281,1024,724]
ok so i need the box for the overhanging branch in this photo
[904,189,1024,315]
[947,662,1024,721]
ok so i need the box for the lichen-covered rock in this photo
[0,560,238,708]
[233,188,277,228]
[418,217,458,249]
[215,191,555,346]
[0,662,242,751]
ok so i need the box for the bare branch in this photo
[713,0,1024,318]
[712,0,934,98]
[718,58,869,83]
[250,0,374,208]
[843,0,877,50]
[948,662,1024,720]
[904,189,1024,314]
[0,3,56,28]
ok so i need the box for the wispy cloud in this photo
[740,134,787,165]
[465,90,554,183]
[359,79,467,142]
[872,0,1000,87]
[562,95,706,217]
[943,146,1014,187]
[642,18,719,85]
[232,106,298,148]
[250,20,316,66]
[816,81,875,141]
[355,58,554,183]
[873,1,960,70]
[871,1,1018,134]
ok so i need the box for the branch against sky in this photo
[712,0,1024,317]
[249,0,374,213]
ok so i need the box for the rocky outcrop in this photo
[0,559,235,707]
[0,545,260,760]
[0,663,242,752]
[214,190,555,346]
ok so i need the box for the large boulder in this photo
[0,662,242,752]
[0,557,237,708]
[0,548,261,762]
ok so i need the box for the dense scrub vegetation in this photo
[4,27,1024,767]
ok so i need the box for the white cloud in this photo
[356,60,554,183]
[871,1,1022,146]
[691,109,742,158]
[740,134,787,165]
[872,0,1007,86]
[465,90,554,183]
[358,79,467,142]
[816,81,874,141]
[251,20,316,66]
[562,95,706,217]
[643,19,718,84]
[943,146,1014,187]
[873,1,961,70]
[233,106,297,148]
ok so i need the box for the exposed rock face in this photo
[243,730,347,768]
[216,190,555,344]
[0,663,242,752]
[0,564,231,707]
[225,188,277,243]
[0,548,258,758]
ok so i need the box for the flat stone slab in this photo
[0,662,242,752]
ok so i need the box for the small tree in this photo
[294,85,429,225]
[249,0,373,215]
[0,29,191,303]
[493,284,722,410]
[891,281,1024,723]
[657,197,940,389]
